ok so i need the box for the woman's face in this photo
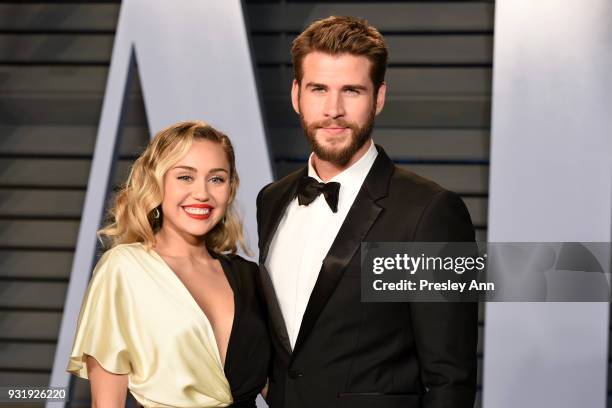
[159,139,231,241]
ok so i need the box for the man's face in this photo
[291,52,386,167]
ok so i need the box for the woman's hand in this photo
[86,355,128,408]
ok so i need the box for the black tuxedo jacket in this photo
[256,146,478,408]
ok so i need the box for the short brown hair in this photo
[291,16,388,91]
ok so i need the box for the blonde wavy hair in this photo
[98,120,247,255]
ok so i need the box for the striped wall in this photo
[0,2,493,407]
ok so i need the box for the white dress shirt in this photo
[266,140,378,349]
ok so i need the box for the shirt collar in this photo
[307,139,378,189]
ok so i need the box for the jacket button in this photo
[288,369,304,379]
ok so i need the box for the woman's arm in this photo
[86,355,128,408]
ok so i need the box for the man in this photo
[256,16,477,408]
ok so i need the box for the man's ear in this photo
[291,79,301,115]
[375,81,387,116]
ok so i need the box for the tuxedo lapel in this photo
[259,263,293,356]
[292,146,394,356]
[258,167,306,356]
[259,168,307,263]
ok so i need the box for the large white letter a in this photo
[48,2,272,405]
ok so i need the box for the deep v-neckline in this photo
[147,245,239,372]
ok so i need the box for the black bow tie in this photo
[296,176,341,213]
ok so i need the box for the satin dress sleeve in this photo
[66,243,233,408]
[66,247,132,378]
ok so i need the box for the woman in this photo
[67,121,270,407]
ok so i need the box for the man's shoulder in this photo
[257,167,305,203]
[367,147,454,203]
[388,164,448,199]
[383,164,469,220]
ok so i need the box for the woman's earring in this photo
[153,208,160,219]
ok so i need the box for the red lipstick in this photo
[182,204,213,220]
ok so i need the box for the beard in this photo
[300,106,376,167]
